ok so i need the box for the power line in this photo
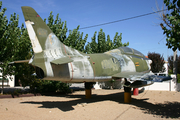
[79,9,166,30]
[158,36,166,44]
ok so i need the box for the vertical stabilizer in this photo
[21,6,58,53]
[21,6,84,57]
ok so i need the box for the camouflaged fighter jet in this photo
[15,6,171,90]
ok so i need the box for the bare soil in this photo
[0,89,180,120]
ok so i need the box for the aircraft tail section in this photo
[22,6,69,54]
[21,6,85,79]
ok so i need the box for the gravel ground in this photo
[0,89,180,120]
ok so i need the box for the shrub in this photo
[35,80,71,93]
[177,74,180,83]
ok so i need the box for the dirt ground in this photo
[0,89,180,120]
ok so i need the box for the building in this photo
[0,70,15,87]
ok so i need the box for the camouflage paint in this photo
[22,6,170,88]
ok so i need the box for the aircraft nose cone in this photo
[146,59,152,66]
[149,59,152,65]
[146,59,152,70]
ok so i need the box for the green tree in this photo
[168,55,180,74]
[0,1,32,94]
[36,80,70,93]
[66,26,88,52]
[168,55,180,83]
[168,55,174,74]
[85,31,98,54]
[106,35,113,50]
[148,52,165,73]
[97,29,106,53]
[85,29,129,53]
[44,12,88,52]
[160,0,180,51]
[113,32,125,48]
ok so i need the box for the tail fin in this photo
[21,6,63,53]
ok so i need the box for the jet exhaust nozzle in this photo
[35,67,44,79]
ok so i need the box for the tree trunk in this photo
[173,50,177,82]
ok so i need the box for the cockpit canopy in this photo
[118,47,145,57]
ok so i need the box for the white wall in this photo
[0,71,15,87]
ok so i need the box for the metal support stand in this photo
[124,92,131,103]
[85,89,92,99]
[84,82,94,99]
[124,86,131,103]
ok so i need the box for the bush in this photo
[177,74,180,83]
[35,80,71,93]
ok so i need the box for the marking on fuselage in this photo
[49,34,54,45]
[70,62,74,81]
[45,33,62,49]
[106,48,136,72]
[101,59,119,71]
[63,44,69,57]
[135,62,139,66]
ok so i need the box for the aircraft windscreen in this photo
[133,49,144,57]
[119,47,145,57]
[119,47,133,54]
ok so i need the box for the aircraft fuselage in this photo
[32,46,151,83]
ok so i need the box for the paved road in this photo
[0,89,180,120]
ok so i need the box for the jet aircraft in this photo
[12,6,171,94]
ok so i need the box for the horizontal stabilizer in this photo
[50,57,73,65]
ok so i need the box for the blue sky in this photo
[1,0,178,60]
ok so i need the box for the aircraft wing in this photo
[113,72,171,82]
[50,57,73,65]
[112,72,172,88]
[129,73,172,82]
